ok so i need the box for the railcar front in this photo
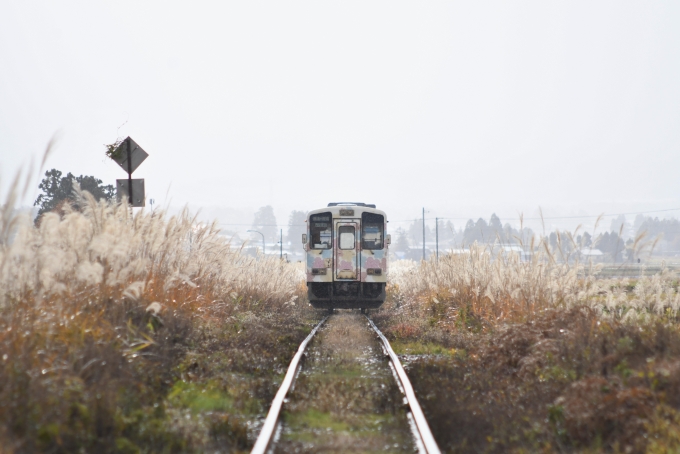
[303,203,390,310]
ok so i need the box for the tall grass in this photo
[0,177,306,452]
[385,242,680,334]
[380,243,680,453]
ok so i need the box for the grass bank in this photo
[0,187,314,453]
[375,251,680,453]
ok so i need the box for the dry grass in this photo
[9,153,680,452]
[397,307,680,453]
[376,245,680,453]
[384,245,680,336]
[0,178,311,452]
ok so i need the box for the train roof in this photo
[307,203,387,219]
[327,202,376,208]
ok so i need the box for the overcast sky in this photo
[2,1,679,234]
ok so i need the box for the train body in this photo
[303,203,390,309]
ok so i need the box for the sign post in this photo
[109,136,149,207]
[127,137,133,205]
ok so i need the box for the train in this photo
[303,203,390,311]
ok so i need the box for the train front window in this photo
[310,212,332,249]
[361,212,384,250]
[339,226,355,249]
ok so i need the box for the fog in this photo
[2,1,679,236]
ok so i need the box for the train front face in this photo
[304,203,388,309]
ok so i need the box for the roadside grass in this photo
[0,176,314,452]
[376,252,680,453]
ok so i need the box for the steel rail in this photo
[366,316,442,454]
[251,316,328,454]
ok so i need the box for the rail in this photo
[366,316,441,454]
[251,314,441,454]
[250,316,328,454]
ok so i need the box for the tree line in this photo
[33,169,680,259]
[391,212,680,260]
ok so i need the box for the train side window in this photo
[310,212,332,249]
[339,226,355,249]
[361,212,384,250]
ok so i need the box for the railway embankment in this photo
[375,256,680,453]
[0,195,318,453]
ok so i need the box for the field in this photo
[3,184,680,453]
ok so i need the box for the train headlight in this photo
[311,268,327,275]
[367,268,382,275]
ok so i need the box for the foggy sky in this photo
[2,1,679,234]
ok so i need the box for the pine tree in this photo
[252,206,278,242]
[34,169,115,223]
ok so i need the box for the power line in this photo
[214,207,680,228]
[217,223,305,227]
[389,207,680,224]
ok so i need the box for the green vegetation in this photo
[104,138,125,160]
[33,168,115,220]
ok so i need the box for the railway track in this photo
[251,312,440,454]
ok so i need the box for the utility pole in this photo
[280,229,283,259]
[422,207,425,261]
[436,217,439,261]
[247,230,265,256]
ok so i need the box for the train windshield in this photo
[361,212,384,250]
[310,212,332,249]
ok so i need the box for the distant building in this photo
[500,245,532,262]
[579,248,604,262]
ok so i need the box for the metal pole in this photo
[280,229,283,259]
[126,138,133,205]
[422,207,425,261]
[436,217,439,261]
